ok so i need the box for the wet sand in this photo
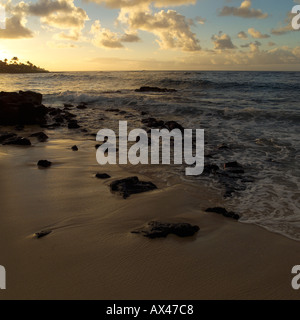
[0,134,299,300]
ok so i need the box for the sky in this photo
[0,0,300,71]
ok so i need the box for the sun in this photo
[0,48,12,61]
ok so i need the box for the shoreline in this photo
[0,133,299,299]
[0,88,299,299]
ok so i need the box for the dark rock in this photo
[119,111,127,115]
[40,123,59,129]
[37,160,52,168]
[132,221,199,238]
[96,173,111,179]
[164,120,184,132]
[30,132,48,142]
[0,91,42,105]
[135,86,177,93]
[218,144,230,150]
[62,111,76,122]
[49,109,61,116]
[141,111,148,116]
[0,133,17,143]
[141,117,165,128]
[3,137,31,146]
[105,108,120,112]
[54,116,64,123]
[77,104,87,109]
[205,207,240,220]
[0,91,48,125]
[227,168,245,174]
[68,120,80,129]
[223,162,245,175]
[224,161,242,169]
[241,178,254,183]
[110,176,157,199]
[71,145,78,151]
[203,164,219,174]
[35,230,52,239]
[15,125,24,131]
[95,144,101,149]
[63,103,74,109]
[81,128,88,133]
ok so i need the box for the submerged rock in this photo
[135,86,177,93]
[141,117,164,128]
[110,176,157,199]
[132,221,200,238]
[203,164,219,175]
[3,137,31,146]
[71,145,78,151]
[37,160,52,168]
[205,207,240,220]
[68,120,80,129]
[15,125,24,131]
[164,120,184,132]
[35,230,52,239]
[63,103,74,109]
[77,104,87,109]
[105,108,120,112]
[96,173,111,179]
[218,144,230,150]
[30,132,48,142]
[223,161,245,175]
[0,133,17,143]
[224,161,242,169]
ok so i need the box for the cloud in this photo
[219,0,268,19]
[195,16,206,25]
[190,46,300,69]
[271,12,299,35]
[118,8,201,51]
[268,41,276,47]
[0,14,33,39]
[211,32,236,50]
[88,45,300,70]
[120,32,141,42]
[26,0,74,16]
[54,30,81,41]
[37,1,89,39]
[238,31,248,39]
[84,0,196,9]
[5,0,89,40]
[248,27,270,39]
[240,40,261,52]
[91,20,124,48]
[90,21,142,48]
[47,40,78,48]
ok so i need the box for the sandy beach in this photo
[1,0,300,301]
[0,130,299,300]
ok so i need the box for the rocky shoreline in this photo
[0,90,246,240]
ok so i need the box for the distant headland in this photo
[0,57,49,74]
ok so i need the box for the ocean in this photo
[0,71,299,240]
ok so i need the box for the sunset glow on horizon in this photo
[0,0,300,71]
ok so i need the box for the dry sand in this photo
[0,133,299,300]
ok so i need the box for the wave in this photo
[158,78,214,89]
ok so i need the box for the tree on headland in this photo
[0,57,49,73]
